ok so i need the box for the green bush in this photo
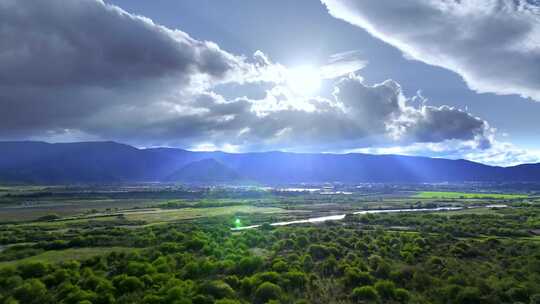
[113,275,144,294]
[255,282,283,304]
[13,279,49,304]
[352,285,379,302]
[198,280,235,299]
[374,280,396,299]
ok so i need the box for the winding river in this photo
[232,206,464,230]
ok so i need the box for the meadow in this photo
[413,191,528,199]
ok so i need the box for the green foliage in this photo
[236,256,263,276]
[13,278,49,304]
[1,207,540,304]
[17,261,48,278]
[414,191,527,199]
[254,282,283,304]
[345,268,366,288]
[198,280,235,299]
[455,286,482,304]
[352,285,379,302]
[374,280,396,299]
[113,274,145,294]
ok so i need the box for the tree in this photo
[236,256,263,276]
[374,280,396,300]
[63,288,97,304]
[301,255,314,272]
[166,286,193,304]
[394,288,410,303]
[198,280,235,299]
[18,262,48,279]
[455,287,481,304]
[254,282,282,304]
[272,260,289,273]
[352,285,379,303]
[113,275,144,294]
[344,268,374,288]
[308,244,329,260]
[13,279,49,304]
[283,271,307,290]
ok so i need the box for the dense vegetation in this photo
[1,205,540,304]
[354,207,540,237]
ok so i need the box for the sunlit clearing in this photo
[286,66,321,96]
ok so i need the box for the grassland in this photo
[414,191,528,199]
[117,205,284,224]
[0,247,136,267]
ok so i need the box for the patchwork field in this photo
[413,191,528,199]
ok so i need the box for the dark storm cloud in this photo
[334,77,491,147]
[322,0,540,101]
[0,0,242,87]
[0,0,248,139]
[403,106,489,144]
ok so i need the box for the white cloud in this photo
[322,0,540,101]
[0,0,520,164]
[353,140,540,167]
[320,50,368,79]
[463,142,540,167]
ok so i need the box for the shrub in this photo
[252,271,281,286]
[113,275,144,294]
[344,268,374,288]
[18,261,48,279]
[352,285,379,302]
[254,282,283,304]
[456,287,481,304]
[374,280,396,299]
[198,280,235,299]
[236,256,263,276]
[394,288,411,303]
[283,271,307,290]
[272,260,289,273]
[309,244,329,260]
[13,279,49,304]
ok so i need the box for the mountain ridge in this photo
[0,141,539,184]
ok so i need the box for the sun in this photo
[286,65,321,96]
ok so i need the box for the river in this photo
[232,206,464,230]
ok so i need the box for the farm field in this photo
[413,191,528,199]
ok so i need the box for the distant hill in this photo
[167,159,244,183]
[1,141,540,184]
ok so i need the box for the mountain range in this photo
[1,141,540,184]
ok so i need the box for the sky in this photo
[1,0,540,166]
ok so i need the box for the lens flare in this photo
[286,66,321,96]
